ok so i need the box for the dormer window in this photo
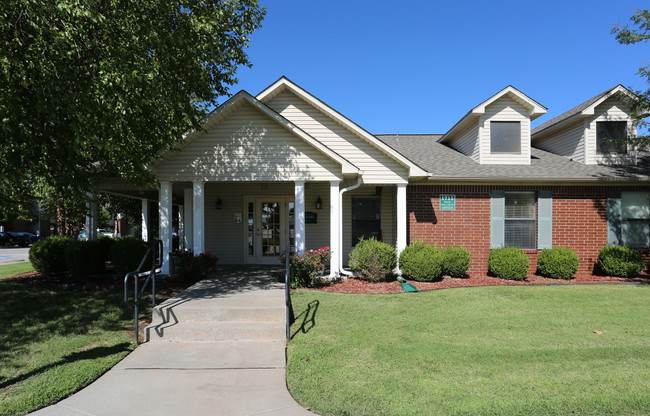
[596,121,627,154]
[490,121,521,154]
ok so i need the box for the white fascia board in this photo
[472,86,547,119]
[256,77,428,178]
[580,85,633,116]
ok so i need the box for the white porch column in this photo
[159,182,173,274]
[192,181,205,254]
[141,199,149,242]
[329,181,340,277]
[178,205,184,250]
[184,188,194,251]
[396,184,407,264]
[85,193,97,241]
[295,181,305,255]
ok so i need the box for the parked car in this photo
[8,232,31,247]
[78,230,87,240]
[0,231,13,246]
[21,233,40,244]
[97,229,114,238]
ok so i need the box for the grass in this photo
[288,285,650,415]
[0,272,186,416]
[0,263,34,279]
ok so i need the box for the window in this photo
[596,121,627,154]
[490,121,521,154]
[621,192,650,248]
[351,196,380,245]
[505,192,536,249]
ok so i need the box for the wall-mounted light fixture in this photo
[315,196,322,210]
[215,197,223,210]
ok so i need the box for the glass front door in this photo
[247,198,294,264]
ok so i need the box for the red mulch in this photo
[314,273,650,294]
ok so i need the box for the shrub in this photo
[96,235,115,262]
[349,237,397,282]
[281,247,331,288]
[108,236,149,274]
[174,250,219,280]
[487,247,530,281]
[441,246,471,278]
[64,240,106,277]
[29,236,75,275]
[597,245,645,278]
[399,241,443,282]
[537,247,580,280]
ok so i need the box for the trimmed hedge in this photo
[349,237,397,282]
[597,245,645,278]
[108,236,149,274]
[399,241,444,282]
[64,240,106,277]
[441,246,471,278]
[537,247,580,280]
[29,236,75,275]
[487,247,530,281]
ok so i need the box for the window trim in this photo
[490,121,522,155]
[504,191,536,250]
[596,120,628,155]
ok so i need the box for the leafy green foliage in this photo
[399,241,443,282]
[29,237,75,275]
[349,237,397,282]
[597,245,645,278]
[0,0,266,218]
[487,247,530,281]
[441,246,471,278]
[536,247,580,280]
[64,240,105,277]
[281,247,331,288]
[173,250,219,281]
[108,236,148,274]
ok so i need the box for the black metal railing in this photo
[124,239,163,344]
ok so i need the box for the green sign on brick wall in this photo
[440,194,455,211]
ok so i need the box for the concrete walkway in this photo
[31,267,313,416]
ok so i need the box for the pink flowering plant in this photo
[280,247,331,288]
[174,249,218,280]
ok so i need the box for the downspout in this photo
[338,174,364,277]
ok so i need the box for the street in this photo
[0,246,30,265]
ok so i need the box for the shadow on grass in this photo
[0,342,132,390]
[291,300,319,340]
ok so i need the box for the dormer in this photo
[439,86,547,165]
[532,85,638,165]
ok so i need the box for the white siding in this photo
[479,97,531,165]
[534,120,586,163]
[341,184,398,265]
[584,97,636,165]
[264,90,409,184]
[202,182,332,264]
[447,124,480,162]
[154,102,342,182]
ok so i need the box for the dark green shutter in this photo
[607,191,622,245]
[537,191,553,249]
[490,190,505,248]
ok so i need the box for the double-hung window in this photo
[596,121,627,154]
[491,190,552,250]
[609,191,650,248]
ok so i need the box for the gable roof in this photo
[377,134,650,182]
[256,76,428,178]
[532,85,633,138]
[156,90,359,175]
[439,85,547,143]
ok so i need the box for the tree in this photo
[612,9,650,142]
[0,0,265,219]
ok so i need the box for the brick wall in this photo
[407,184,650,277]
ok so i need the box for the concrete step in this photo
[145,320,286,343]
[150,305,285,326]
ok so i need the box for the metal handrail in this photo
[124,239,163,344]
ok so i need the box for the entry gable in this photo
[257,77,427,182]
[152,91,358,182]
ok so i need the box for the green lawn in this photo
[0,263,34,279]
[288,285,650,415]
[0,271,182,416]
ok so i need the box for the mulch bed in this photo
[314,273,650,294]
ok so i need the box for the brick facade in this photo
[407,184,650,277]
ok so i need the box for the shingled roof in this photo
[375,134,650,182]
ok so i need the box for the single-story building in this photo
[96,78,650,277]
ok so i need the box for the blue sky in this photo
[231,1,649,135]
